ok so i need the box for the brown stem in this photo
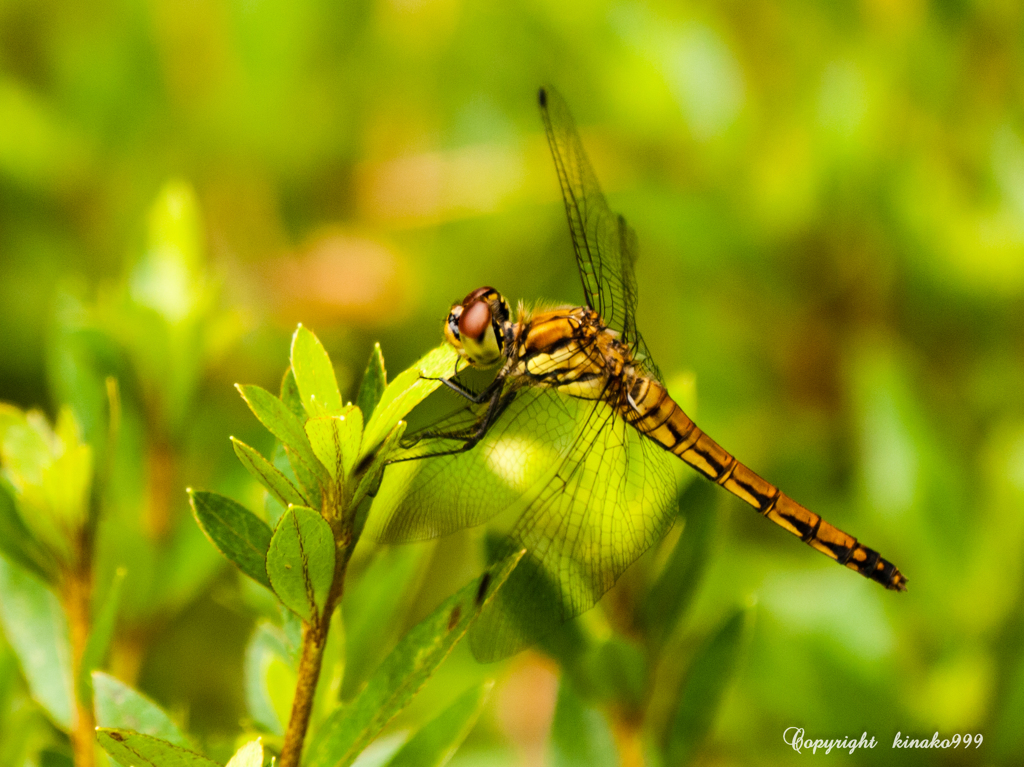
[611,711,645,767]
[64,377,117,767]
[277,527,351,767]
[277,619,329,767]
[144,437,175,541]
[64,536,95,767]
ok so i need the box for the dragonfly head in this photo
[444,286,512,369]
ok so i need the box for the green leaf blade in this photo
[0,482,52,582]
[549,679,617,767]
[96,729,219,767]
[383,681,492,767]
[243,620,295,736]
[356,343,387,422]
[306,550,523,767]
[189,490,273,589]
[0,406,77,561]
[352,421,407,514]
[642,480,717,647]
[266,506,336,621]
[93,672,193,748]
[226,740,264,767]
[232,437,308,507]
[305,407,363,481]
[236,383,326,495]
[79,568,126,703]
[342,543,428,699]
[281,367,306,418]
[291,325,344,417]
[0,556,72,729]
[664,605,753,766]
[360,345,462,459]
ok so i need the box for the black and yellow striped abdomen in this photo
[622,375,907,591]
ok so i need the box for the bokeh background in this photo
[2,0,1024,764]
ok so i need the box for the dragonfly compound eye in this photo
[459,299,492,342]
[458,297,503,367]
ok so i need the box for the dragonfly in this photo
[372,86,906,661]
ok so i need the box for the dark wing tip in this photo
[538,87,547,108]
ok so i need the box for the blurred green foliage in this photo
[2,0,1023,765]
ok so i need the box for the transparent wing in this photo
[539,86,660,378]
[368,376,682,660]
[368,385,580,542]
[469,394,682,661]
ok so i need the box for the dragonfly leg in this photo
[389,386,511,463]
[422,374,504,405]
[425,385,508,450]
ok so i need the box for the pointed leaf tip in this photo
[291,325,343,418]
[233,437,309,508]
[190,491,273,589]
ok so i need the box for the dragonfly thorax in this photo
[443,286,514,369]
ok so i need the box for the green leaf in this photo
[0,405,88,562]
[469,534,591,665]
[664,605,752,766]
[351,421,407,514]
[342,544,428,699]
[0,482,51,582]
[49,405,92,525]
[93,672,193,748]
[0,556,72,729]
[280,602,304,661]
[383,681,492,767]
[266,506,336,621]
[79,568,126,703]
[243,620,295,736]
[586,638,647,710]
[40,747,74,767]
[132,180,203,321]
[306,406,363,480]
[280,367,305,419]
[96,730,218,767]
[356,343,387,422]
[236,383,326,495]
[0,404,53,488]
[232,437,308,507]
[642,480,717,647]
[360,345,463,459]
[306,550,524,767]
[549,679,616,767]
[291,325,344,417]
[46,294,116,454]
[41,406,92,532]
[0,684,54,767]
[226,740,264,767]
[347,734,407,767]
[189,490,273,589]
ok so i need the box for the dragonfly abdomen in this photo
[623,376,907,592]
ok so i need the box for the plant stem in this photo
[611,713,645,767]
[278,618,329,767]
[65,535,95,767]
[278,527,351,767]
